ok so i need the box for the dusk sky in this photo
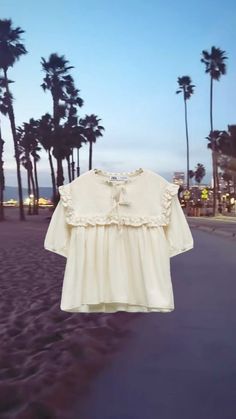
[1,0,236,186]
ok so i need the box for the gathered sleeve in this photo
[44,185,71,258]
[162,183,194,258]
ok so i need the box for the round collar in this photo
[92,167,146,185]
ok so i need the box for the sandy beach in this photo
[0,206,141,419]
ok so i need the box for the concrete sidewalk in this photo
[187,215,236,238]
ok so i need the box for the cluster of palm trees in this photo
[189,163,206,186]
[176,46,236,216]
[0,19,105,221]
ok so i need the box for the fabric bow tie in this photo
[112,184,130,205]
[107,183,131,232]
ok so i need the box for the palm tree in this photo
[41,53,74,125]
[222,171,232,195]
[63,122,87,181]
[41,53,75,189]
[221,125,236,161]
[217,125,236,196]
[0,19,27,220]
[195,163,206,184]
[0,75,9,221]
[66,82,84,120]
[201,46,228,216]
[176,76,195,190]
[64,81,84,179]
[79,114,105,170]
[206,129,223,207]
[37,113,57,203]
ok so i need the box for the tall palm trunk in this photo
[89,140,93,170]
[71,147,75,180]
[76,146,80,178]
[4,68,25,220]
[210,76,218,216]
[33,156,39,214]
[71,149,75,180]
[26,165,31,215]
[184,97,190,215]
[53,97,64,191]
[184,98,190,190]
[48,149,57,204]
[56,158,64,190]
[29,170,36,214]
[0,127,4,221]
[26,164,36,215]
[66,155,72,182]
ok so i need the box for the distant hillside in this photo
[4,174,211,201]
[3,186,53,201]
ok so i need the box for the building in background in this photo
[172,172,185,186]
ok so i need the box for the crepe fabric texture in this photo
[44,168,194,313]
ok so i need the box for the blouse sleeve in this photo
[163,184,194,258]
[44,186,71,258]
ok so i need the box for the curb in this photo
[189,223,236,239]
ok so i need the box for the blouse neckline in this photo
[92,167,146,185]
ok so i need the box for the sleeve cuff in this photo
[169,242,194,258]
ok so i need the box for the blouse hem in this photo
[60,302,175,313]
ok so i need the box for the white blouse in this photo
[44,168,194,313]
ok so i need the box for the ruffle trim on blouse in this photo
[160,182,179,225]
[58,181,179,227]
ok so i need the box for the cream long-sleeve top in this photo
[44,168,194,313]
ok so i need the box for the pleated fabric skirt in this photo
[60,224,175,313]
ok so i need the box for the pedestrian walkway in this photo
[188,215,236,223]
[187,215,236,238]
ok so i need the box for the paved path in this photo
[188,215,236,237]
[75,228,236,419]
